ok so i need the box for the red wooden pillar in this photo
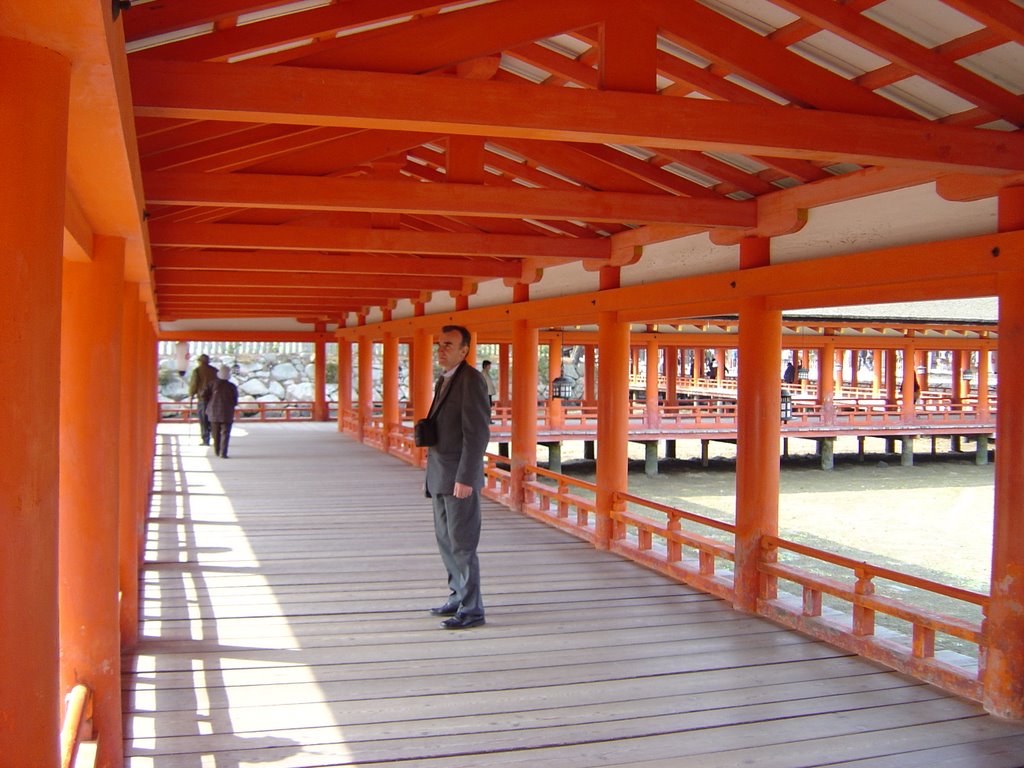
[412,328,434,467]
[914,350,929,393]
[357,335,372,442]
[596,311,630,548]
[511,319,538,510]
[499,342,511,407]
[584,344,596,404]
[0,35,70,768]
[136,312,157,565]
[978,341,991,418]
[734,295,782,613]
[951,349,964,405]
[885,348,898,404]
[901,344,917,419]
[984,188,1024,720]
[313,323,328,421]
[665,346,678,406]
[59,236,126,768]
[336,340,352,432]
[549,336,564,429]
[119,285,142,649]
[819,341,835,421]
[382,331,399,451]
[872,348,883,396]
[645,335,660,428]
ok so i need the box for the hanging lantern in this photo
[551,375,574,399]
[174,341,189,377]
[962,368,975,382]
[797,367,809,381]
[780,390,793,422]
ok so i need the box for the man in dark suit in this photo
[425,325,491,629]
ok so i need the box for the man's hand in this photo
[453,482,472,499]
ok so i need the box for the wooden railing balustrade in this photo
[519,464,600,544]
[758,535,988,702]
[610,492,736,602]
[478,451,992,704]
[159,400,338,422]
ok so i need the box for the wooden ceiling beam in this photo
[157,284,418,300]
[772,0,1024,127]
[155,268,462,291]
[938,0,1024,47]
[152,249,523,279]
[648,0,912,119]
[130,60,1024,173]
[143,170,757,227]
[128,0,451,60]
[148,221,612,259]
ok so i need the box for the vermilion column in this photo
[901,345,917,419]
[596,311,629,547]
[511,320,538,510]
[59,236,125,768]
[136,311,157,564]
[734,296,782,613]
[819,341,835,421]
[499,342,511,407]
[119,285,141,648]
[382,331,399,451]
[357,335,372,442]
[645,336,660,428]
[978,343,990,419]
[984,188,1024,720]
[0,35,70,768]
[413,328,434,467]
[584,344,596,404]
[666,346,678,405]
[336,340,352,432]
[313,323,328,421]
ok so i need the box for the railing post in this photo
[853,569,875,636]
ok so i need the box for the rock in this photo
[268,380,286,399]
[271,362,300,382]
[240,379,269,397]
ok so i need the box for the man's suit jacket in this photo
[425,361,491,497]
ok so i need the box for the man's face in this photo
[437,330,469,372]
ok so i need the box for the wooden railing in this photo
[481,456,992,704]
[758,535,988,701]
[521,465,600,543]
[610,492,736,601]
[159,400,338,422]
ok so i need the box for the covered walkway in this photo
[125,423,1024,767]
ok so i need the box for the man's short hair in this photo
[441,325,471,348]
[481,359,492,368]
[198,354,210,363]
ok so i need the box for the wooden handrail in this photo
[762,535,989,606]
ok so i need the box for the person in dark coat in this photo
[203,365,238,458]
[188,353,218,446]
[425,325,491,630]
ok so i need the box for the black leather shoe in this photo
[429,603,459,616]
[441,615,485,630]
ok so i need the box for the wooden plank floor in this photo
[124,422,1024,768]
